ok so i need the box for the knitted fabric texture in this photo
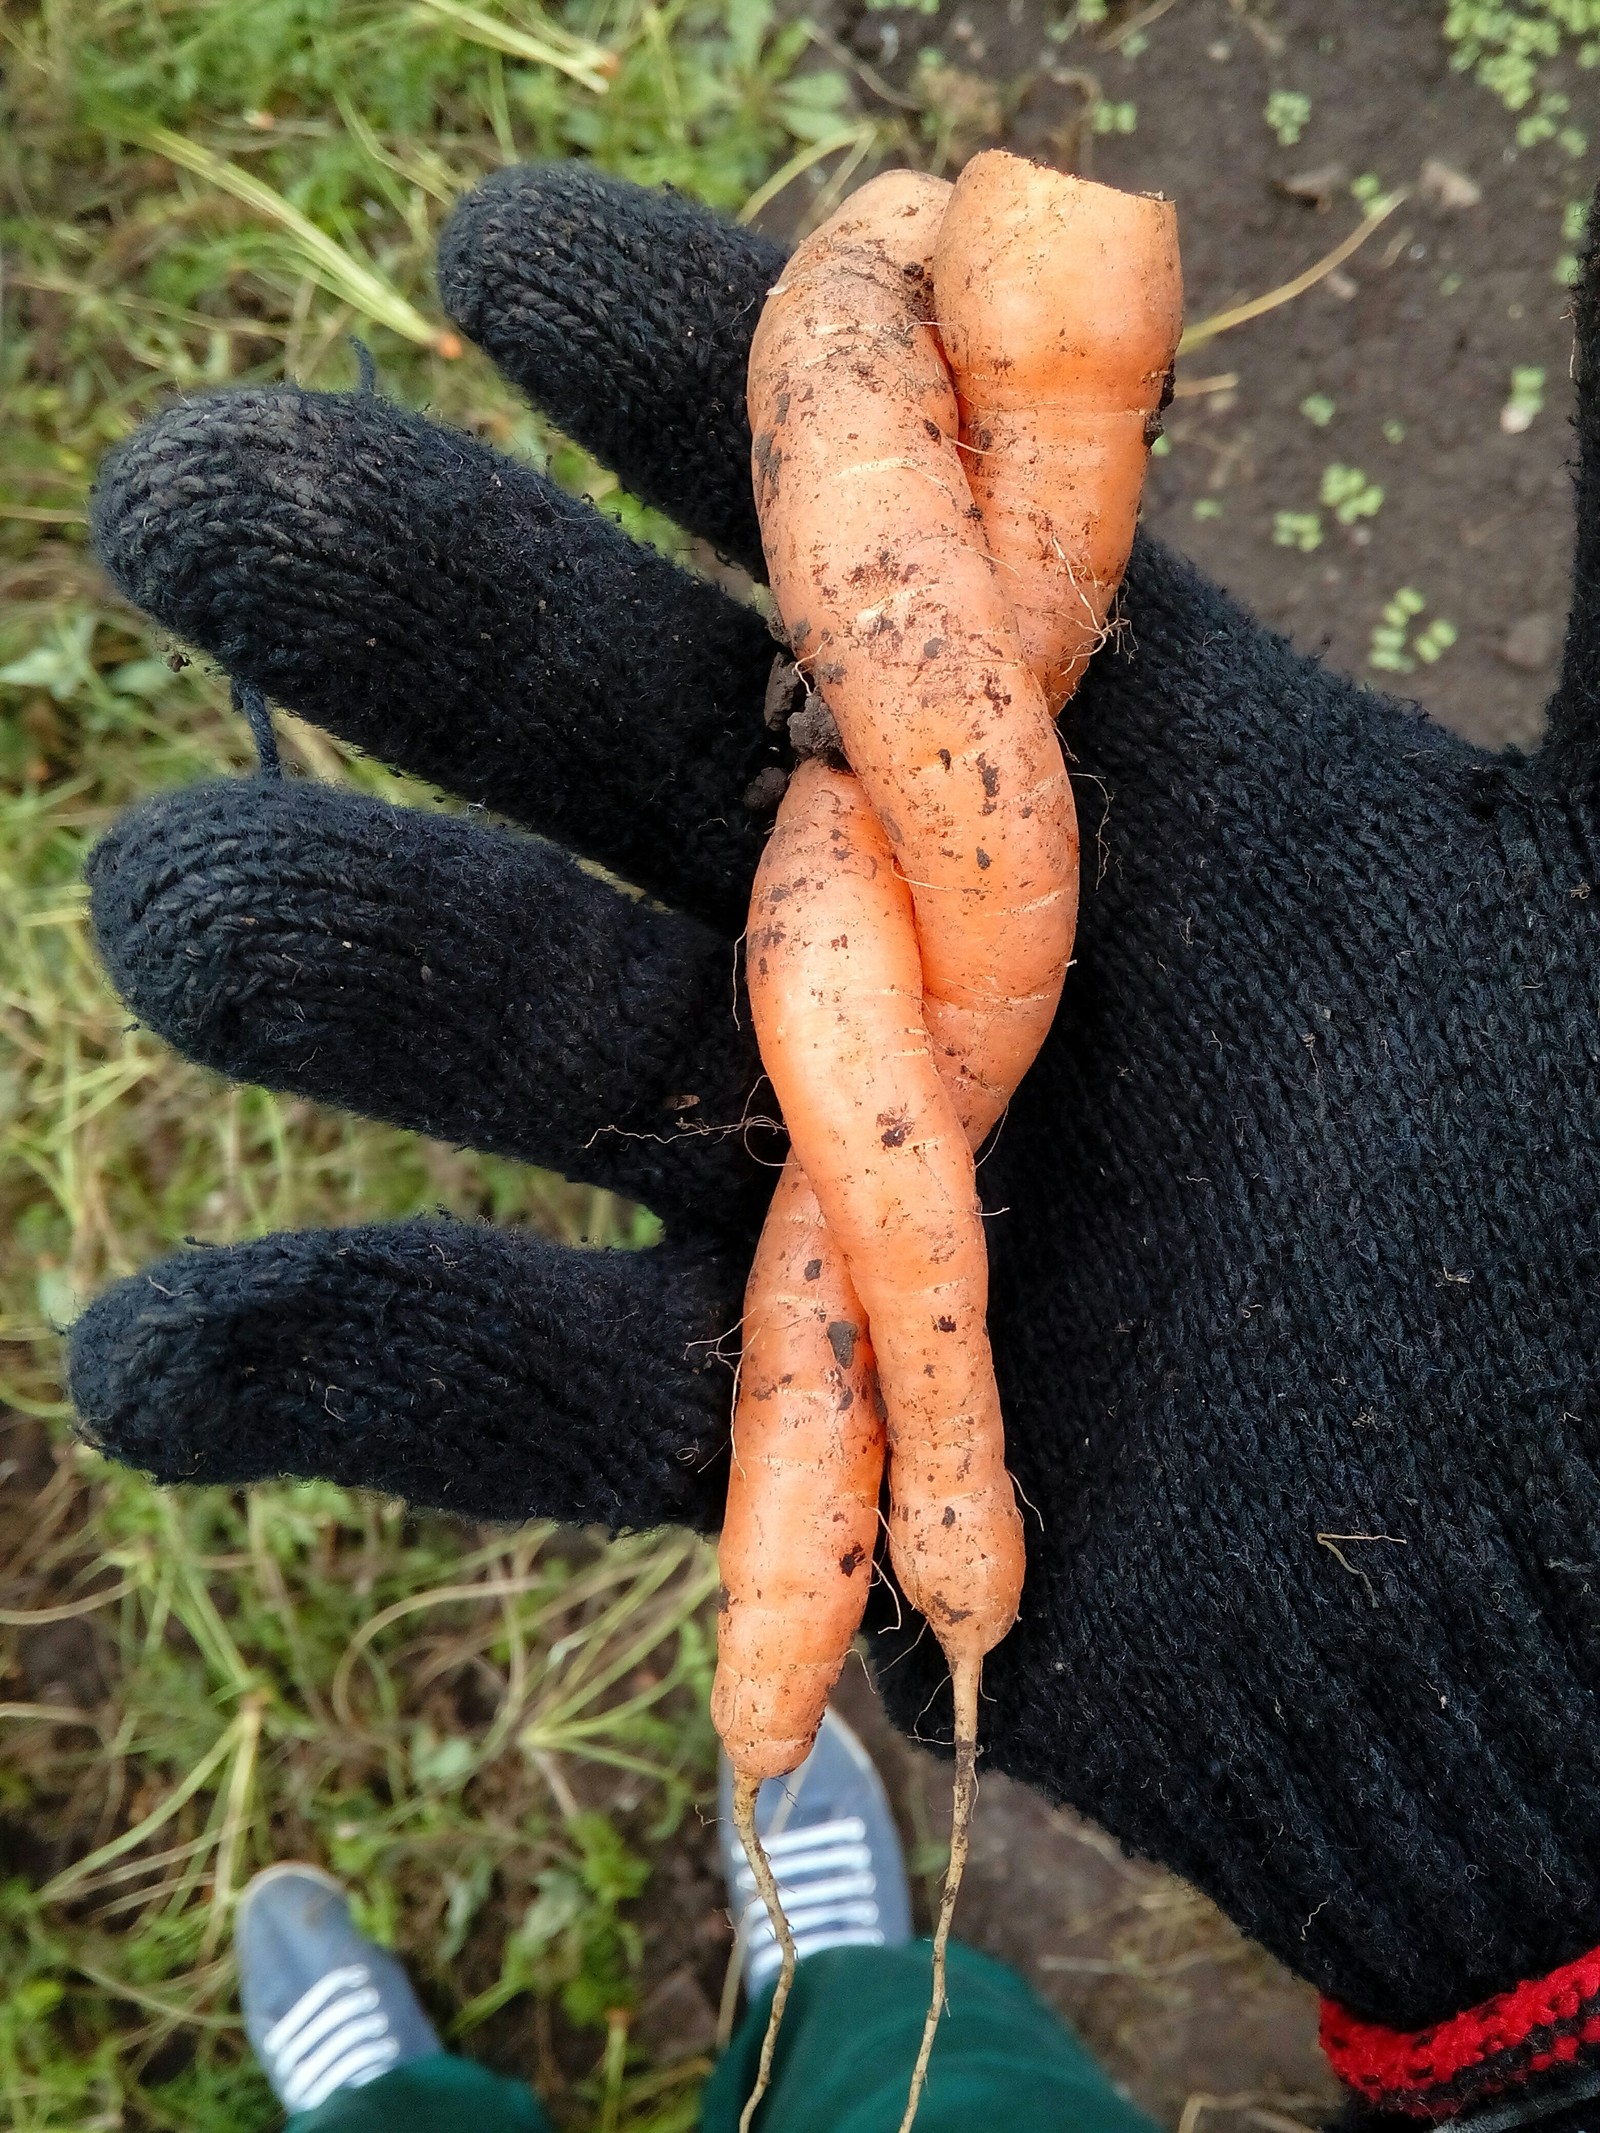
[436,163,782,572]
[88,373,784,935]
[1323,1940,1600,2119]
[71,1218,738,1531]
[72,165,1600,2055]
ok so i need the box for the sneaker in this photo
[235,1864,440,2114]
[718,1707,913,1996]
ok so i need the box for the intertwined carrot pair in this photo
[712,153,1183,2129]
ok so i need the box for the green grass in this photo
[0,0,896,2123]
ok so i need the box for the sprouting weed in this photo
[1516,86,1570,142]
[1382,418,1407,444]
[1444,1,1600,117]
[1299,392,1336,428]
[1320,464,1384,525]
[1046,1,1109,41]
[1501,365,1547,433]
[1273,511,1323,552]
[1369,589,1458,674]
[1192,496,1224,521]
[1264,90,1311,146]
[1094,99,1138,133]
[1351,171,1386,206]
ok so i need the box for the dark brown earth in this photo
[736,3,1599,2123]
[780,0,1592,755]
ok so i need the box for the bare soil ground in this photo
[804,0,1589,753]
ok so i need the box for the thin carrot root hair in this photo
[896,1658,981,2133]
[734,1773,798,2133]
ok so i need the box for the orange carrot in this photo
[732,760,1021,2131]
[716,153,1182,2129]
[748,168,1077,1138]
[713,1154,881,2120]
[713,1157,881,1785]
[934,152,1183,710]
[745,763,1024,1673]
[716,754,1020,2131]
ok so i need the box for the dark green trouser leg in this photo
[286,2055,552,2133]
[286,1944,1160,2133]
[701,1941,1162,2133]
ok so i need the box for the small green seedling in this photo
[1320,464,1384,525]
[1193,496,1224,521]
[1444,1,1600,111]
[1300,392,1336,428]
[1517,87,1569,144]
[1273,510,1323,552]
[1369,588,1458,675]
[1265,91,1311,146]
[1501,366,1546,434]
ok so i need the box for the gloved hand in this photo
[72,163,1600,2115]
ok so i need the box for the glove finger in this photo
[89,777,779,1242]
[69,1219,738,1534]
[438,164,782,580]
[90,385,786,935]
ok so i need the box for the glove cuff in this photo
[1321,1941,1600,2119]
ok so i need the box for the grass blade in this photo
[109,125,462,355]
[409,0,619,93]
[739,122,878,225]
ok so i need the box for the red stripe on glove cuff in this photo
[1321,1946,1600,2119]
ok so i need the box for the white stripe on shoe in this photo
[269,1984,382,2074]
[760,1816,868,1858]
[280,2014,396,2109]
[733,1844,874,1889]
[734,1816,885,1982]
[291,2037,402,2112]
[262,1964,403,2113]
[263,1966,373,2059]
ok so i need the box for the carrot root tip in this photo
[896,1657,981,2133]
[734,1771,798,2133]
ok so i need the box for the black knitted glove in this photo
[72,164,1600,2115]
